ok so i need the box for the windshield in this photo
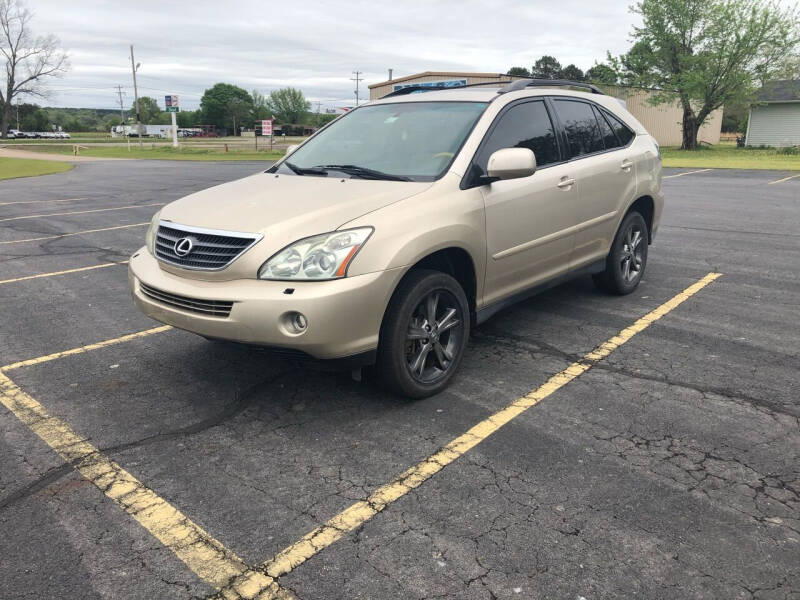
[271,101,488,182]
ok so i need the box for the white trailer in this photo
[111,124,176,138]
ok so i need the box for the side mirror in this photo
[486,147,537,180]
[285,144,298,155]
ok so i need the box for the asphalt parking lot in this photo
[1,160,798,600]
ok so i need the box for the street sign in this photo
[261,119,274,136]
[165,95,179,112]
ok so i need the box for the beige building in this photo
[602,85,722,146]
[368,72,722,147]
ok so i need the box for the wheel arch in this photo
[379,245,479,336]
[626,195,655,244]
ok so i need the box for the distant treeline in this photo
[3,84,339,134]
[1,103,122,132]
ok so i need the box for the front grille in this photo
[140,282,233,317]
[155,222,261,270]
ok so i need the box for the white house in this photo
[746,80,800,147]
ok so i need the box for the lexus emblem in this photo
[174,236,195,257]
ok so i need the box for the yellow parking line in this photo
[0,371,292,599]
[0,222,149,245]
[213,272,723,598]
[2,326,172,371]
[0,197,88,206]
[768,173,800,185]
[0,261,129,285]
[663,168,713,179]
[0,203,162,223]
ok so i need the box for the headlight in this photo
[145,210,162,255]
[258,227,373,280]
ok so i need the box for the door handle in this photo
[621,159,633,171]
[557,177,575,189]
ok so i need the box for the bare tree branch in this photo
[0,0,68,136]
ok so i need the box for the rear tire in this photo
[377,269,470,398]
[593,211,649,295]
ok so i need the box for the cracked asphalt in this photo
[0,161,798,599]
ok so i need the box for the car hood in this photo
[160,171,432,250]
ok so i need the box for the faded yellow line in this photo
[1,325,172,371]
[0,202,162,223]
[0,371,292,599]
[0,222,148,244]
[0,261,129,285]
[0,197,88,206]
[214,272,723,598]
[663,168,713,179]
[768,173,800,185]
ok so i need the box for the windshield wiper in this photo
[283,161,328,176]
[312,164,412,182]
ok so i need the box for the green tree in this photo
[313,112,337,127]
[585,63,619,85]
[199,83,254,132]
[226,97,251,135]
[131,96,161,124]
[252,89,272,121]
[531,55,562,79]
[176,109,199,128]
[266,87,311,125]
[612,0,799,149]
[561,64,585,81]
[63,116,82,132]
[506,66,531,77]
[20,107,49,130]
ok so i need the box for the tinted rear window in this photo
[554,99,604,157]
[603,109,635,146]
[593,105,619,149]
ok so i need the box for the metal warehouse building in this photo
[746,80,800,147]
[368,71,722,147]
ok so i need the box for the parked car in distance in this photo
[5,129,18,138]
[130,79,663,398]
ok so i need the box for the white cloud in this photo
[24,0,642,110]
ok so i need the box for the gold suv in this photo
[130,80,663,398]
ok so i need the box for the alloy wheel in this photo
[404,289,464,384]
[620,225,644,283]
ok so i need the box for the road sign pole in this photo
[171,111,178,148]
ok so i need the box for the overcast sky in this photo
[28,0,643,111]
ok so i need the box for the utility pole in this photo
[15,102,20,130]
[114,84,126,124]
[351,70,363,106]
[130,44,142,147]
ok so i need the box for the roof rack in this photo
[499,79,604,95]
[380,80,512,99]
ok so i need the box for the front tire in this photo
[593,211,649,295]
[377,270,470,398]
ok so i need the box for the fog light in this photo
[292,312,307,331]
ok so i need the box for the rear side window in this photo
[593,105,619,149]
[554,99,604,157]
[473,100,560,177]
[602,109,635,146]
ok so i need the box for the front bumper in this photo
[129,249,404,360]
